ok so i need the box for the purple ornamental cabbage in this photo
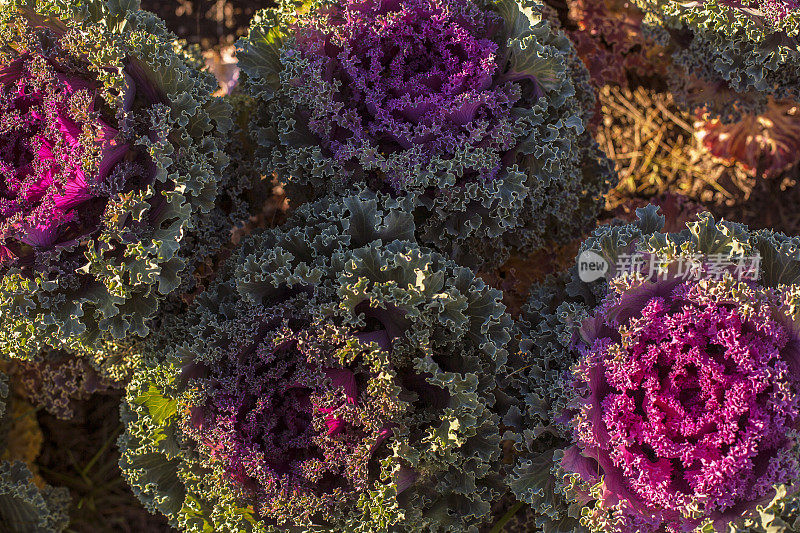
[506,208,800,532]
[562,277,800,532]
[240,0,614,267]
[0,1,230,359]
[119,190,511,532]
[290,0,518,184]
[0,56,130,262]
[181,324,394,521]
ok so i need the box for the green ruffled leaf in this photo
[134,384,178,426]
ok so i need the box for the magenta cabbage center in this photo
[181,325,389,517]
[0,55,129,263]
[564,279,800,531]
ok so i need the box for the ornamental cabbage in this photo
[567,279,800,532]
[634,0,800,117]
[0,56,127,258]
[506,206,800,532]
[119,189,512,532]
[239,0,614,267]
[0,0,231,359]
[179,325,399,525]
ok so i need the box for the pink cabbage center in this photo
[0,56,128,259]
[756,0,799,23]
[183,328,383,513]
[568,280,800,530]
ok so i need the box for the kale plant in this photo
[119,190,513,532]
[238,0,614,267]
[507,205,800,532]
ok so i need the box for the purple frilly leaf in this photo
[354,329,393,351]
[396,465,419,493]
[18,222,61,248]
[324,367,359,404]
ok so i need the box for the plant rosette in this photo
[506,205,800,532]
[238,0,614,267]
[0,0,231,359]
[119,190,513,532]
